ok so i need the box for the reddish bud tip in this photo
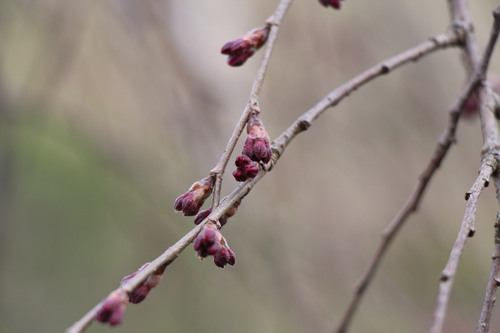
[221,26,270,67]
[95,291,128,326]
[120,263,165,304]
[242,113,272,163]
[194,208,212,225]
[174,176,214,216]
[129,285,150,304]
[194,225,223,258]
[233,155,261,182]
[233,168,248,182]
[318,0,342,9]
[214,247,236,268]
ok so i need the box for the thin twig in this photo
[210,0,293,207]
[271,30,461,158]
[65,26,462,333]
[477,210,500,333]
[431,155,498,333]
[430,4,500,333]
[476,7,500,333]
[335,6,500,331]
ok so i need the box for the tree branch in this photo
[430,4,500,333]
[210,0,293,207]
[65,17,462,333]
[271,31,461,155]
[477,210,500,333]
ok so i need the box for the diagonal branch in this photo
[65,27,462,333]
[430,4,500,333]
[210,0,293,207]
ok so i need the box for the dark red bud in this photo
[244,164,260,178]
[318,0,342,9]
[235,155,252,167]
[194,225,223,258]
[95,291,128,326]
[174,176,214,216]
[233,168,248,182]
[129,284,150,304]
[120,263,164,304]
[194,208,212,225]
[242,114,272,163]
[221,26,270,67]
[214,247,236,268]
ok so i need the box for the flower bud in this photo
[232,155,261,182]
[95,290,128,326]
[194,208,212,225]
[318,0,343,9]
[221,26,270,66]
[214,246,236,268]
[242,113,272,164]
[193,224,223,258]
[174,176,214,216]
[120,263,165,304]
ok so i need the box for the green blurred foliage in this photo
[0,1,500,333]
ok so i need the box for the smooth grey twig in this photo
[430,3,500,333]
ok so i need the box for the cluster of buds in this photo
[95,290,129,326]
[318,0,343,9]
[242,113,272,164]
[194,200,241,227]
[233,113,272,182]
[174,176,214,216]
[221,25,270,66]
[120,263,165,304]
[233,155,260,182]
[193,223,236,268]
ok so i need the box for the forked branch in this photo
[430,4,500,333]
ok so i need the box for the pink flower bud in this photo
[242,113,272,164]
[95,290,128,326]
[318,0,342,9]
[193,224,223,258]
[221,26,270,67]
[214,247,236,268]
[174,176,214,216]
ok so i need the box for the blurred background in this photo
[1,0,500,332]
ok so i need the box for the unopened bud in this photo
[242,113,272,164]
[194,224,223,258]
[233,155,261,182]
[95,290,128,326]
[318,0,343,9]
[214,246,236,268]
[174,176,214,216]
[221,26,270,66]
[120,263,165,304]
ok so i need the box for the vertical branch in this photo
[430,5,500,333]
[430,156,497,333]
[477,210,500,333]
[210,0,293,207]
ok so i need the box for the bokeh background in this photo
[1,1,500,332]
